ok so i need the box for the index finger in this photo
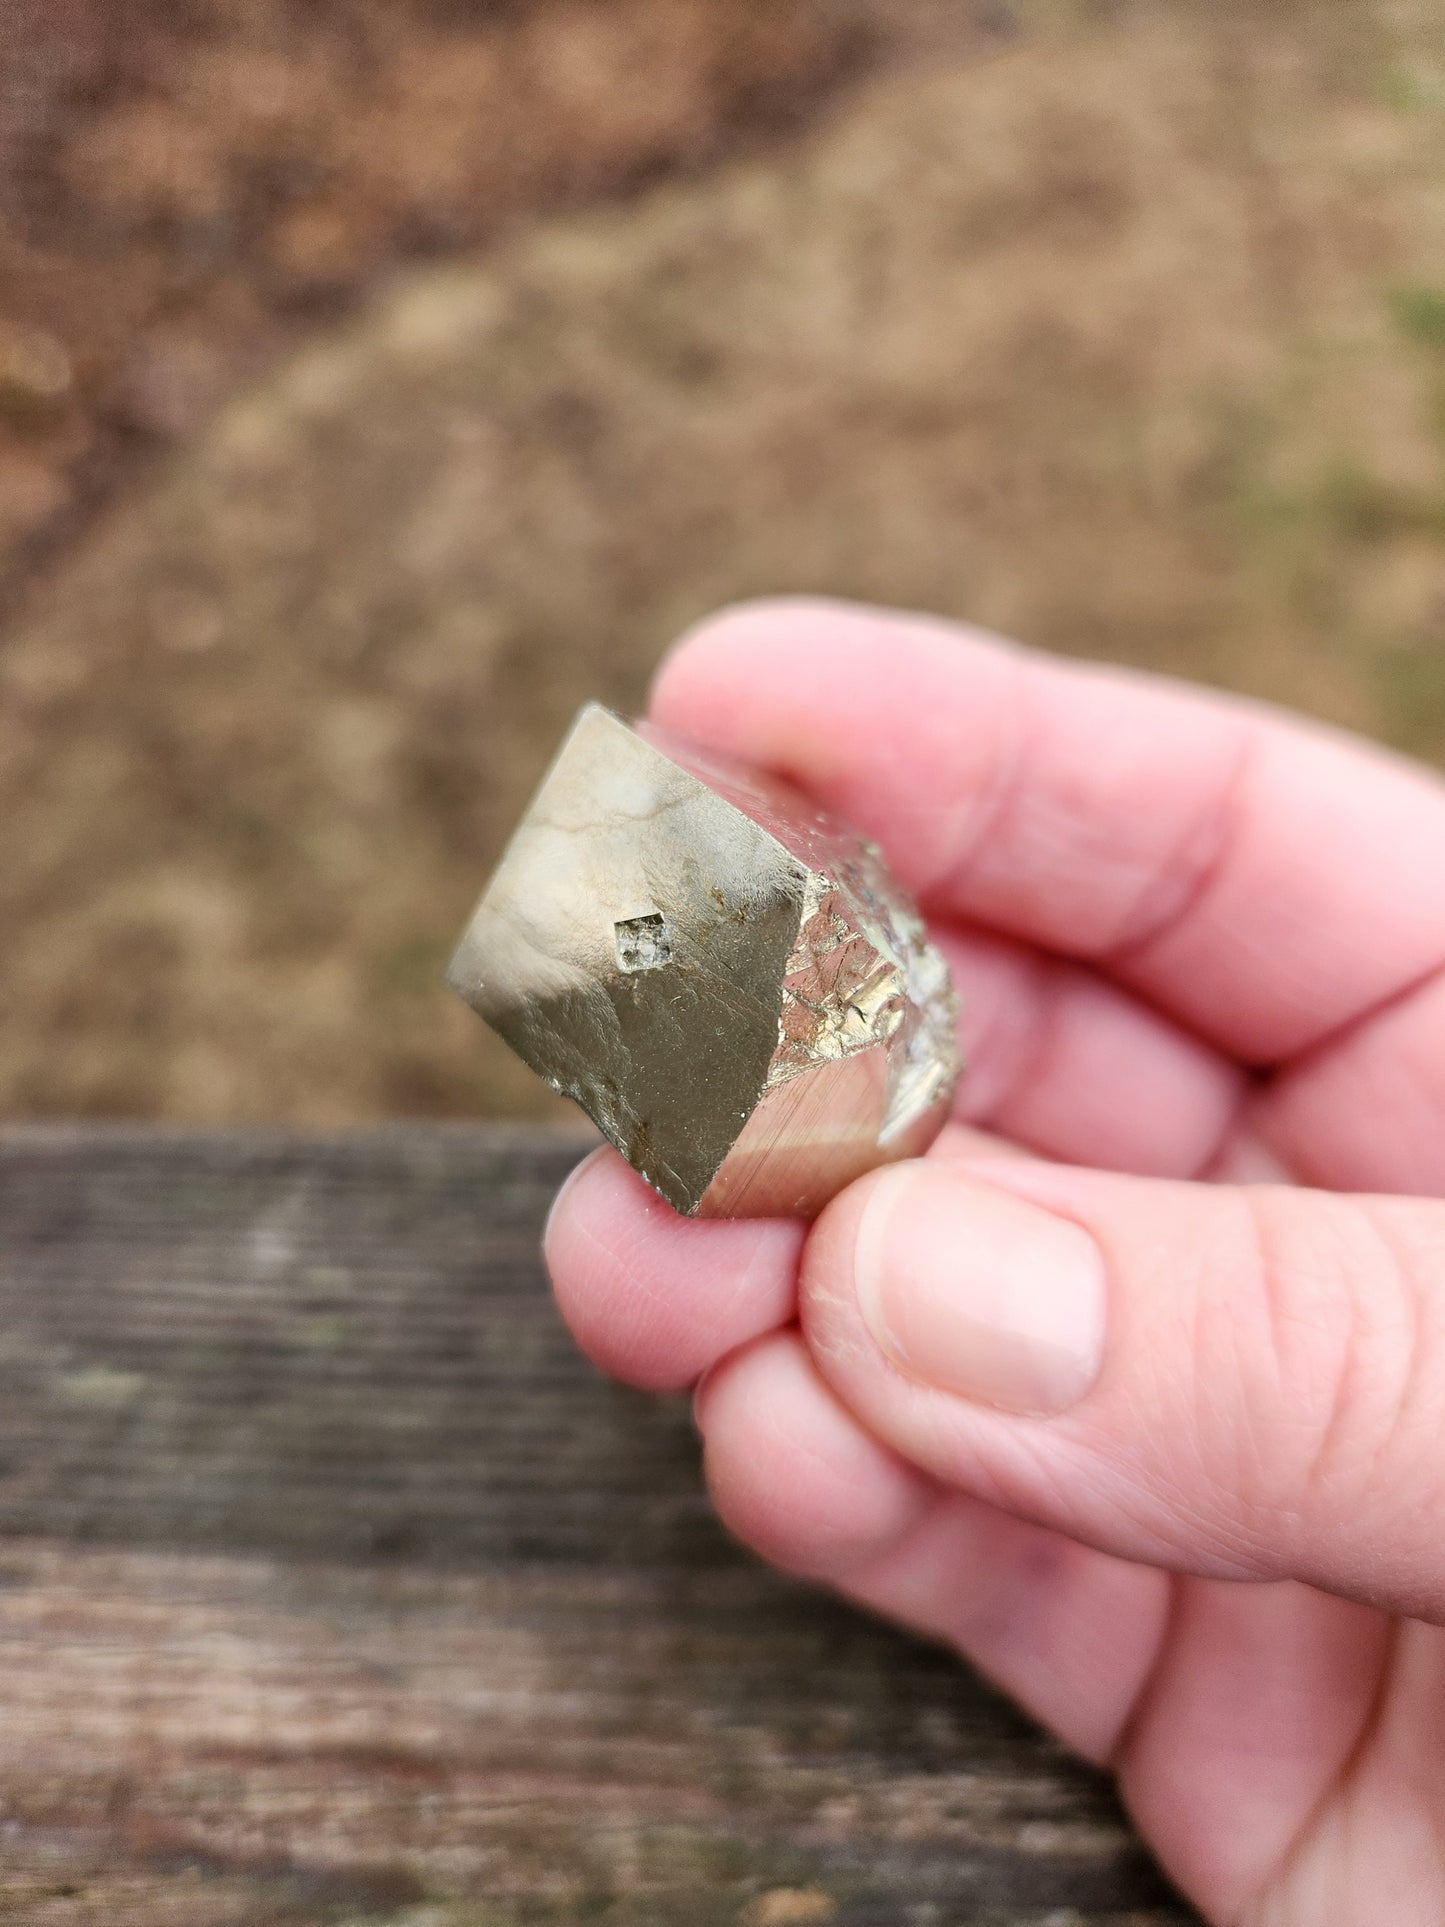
[651,600,1445,1063]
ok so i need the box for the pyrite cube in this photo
[447,705,958,1218]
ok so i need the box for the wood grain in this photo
[0,1125,1197,1924]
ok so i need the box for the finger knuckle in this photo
[1233,1190,1445,1546]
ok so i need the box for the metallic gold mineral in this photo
[447,704,959,1217]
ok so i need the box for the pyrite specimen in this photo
[447,704,958,1218]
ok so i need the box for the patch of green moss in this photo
[1377,64,1445,115]
[1374,645,1445,752]
[1313,459,1415,542]
[1389,283,1445,353]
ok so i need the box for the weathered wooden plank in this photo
[0,1125,684,1566]
[0,1126,1197,1924]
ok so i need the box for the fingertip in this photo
[543,1147,805,1393]
[650,596,988,773]
[796,1157,1116,1531]
[543,1147,676,1386]
[542,1142,616,1263]
[700,1328,935,1580]
[649,596,862,734]
[800,1159,891,1339]
[649,599,1023,900]
[541,1142,645,1294]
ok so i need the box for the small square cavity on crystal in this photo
[615,912,671,972]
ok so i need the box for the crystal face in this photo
[446,704,959,1218]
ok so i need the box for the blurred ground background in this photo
[2,0,1445,1124]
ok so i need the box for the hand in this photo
[544,599,1445,1926]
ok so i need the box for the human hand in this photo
[545,600,1445,1925]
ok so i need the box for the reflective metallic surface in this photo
[447,705,959,1217]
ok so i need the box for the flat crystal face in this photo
[447,704,959,1218]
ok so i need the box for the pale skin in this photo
[544,599,1445,1925]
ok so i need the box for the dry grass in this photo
[3,0,1445,1122]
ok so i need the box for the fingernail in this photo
[854,1164,1106,1415]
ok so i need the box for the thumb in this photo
[801,1156,1445,1621]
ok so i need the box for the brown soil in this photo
[3,0,1445,1124]
[0,0,914,604]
